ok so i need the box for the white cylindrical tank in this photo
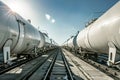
[0,1,48,63]
[0,1,19,53]
[38,31,45,48]
[12,13,41,54]
[77,1,120,53]
[43,33,51,48]
[0,1,42,55]
[67,37,74,48]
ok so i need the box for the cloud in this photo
[45,14,51,20]
[51,19,55,23]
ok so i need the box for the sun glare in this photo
[1,0,25,13]
[8,1,21,13]
[1,0,41,29]
[1,0,35,20]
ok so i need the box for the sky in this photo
[1,0,119,45]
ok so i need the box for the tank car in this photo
[50,39,58,49]
[0,1,45,64]
[42,33,53,51]
[76,1,120,66]
[36,32,57,53]
[67,36,74,49]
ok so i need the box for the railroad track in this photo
[0,57,28,74]
[0,48,115,80]
[26,48,74,80]
[43,49,73,80]
[26,48,112,80]
[19,50,58,80]
[0,49,58,80]
[0,48,56,75]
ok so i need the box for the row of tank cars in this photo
[63,1,120,67]
[0,1,58,64]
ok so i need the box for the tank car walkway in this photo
[0,48,114,80]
